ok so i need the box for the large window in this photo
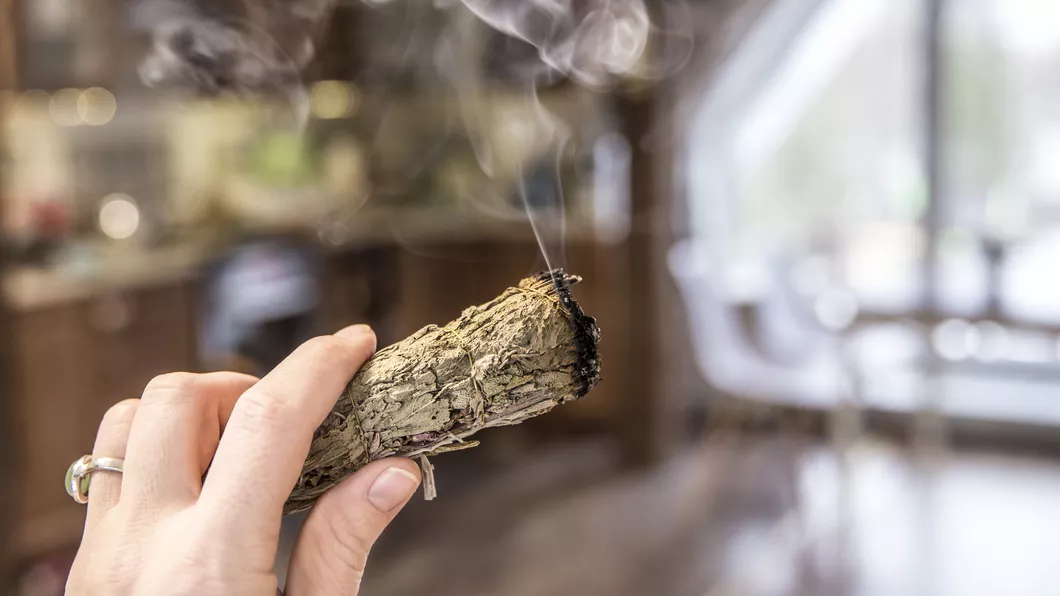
[677,0,1060,426]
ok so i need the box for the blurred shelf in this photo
[4,241,210,311]
[3,208,613,311]
[323,206,603,247]
[854,308,1060,340]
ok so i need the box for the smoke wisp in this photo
[132,0,336,114]
[129,0,692,277]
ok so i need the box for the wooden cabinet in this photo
[320,247,401,343]
[14,304,92,527]
[6,253,390,560]
[11,281,197,558]
[88,285,197,409]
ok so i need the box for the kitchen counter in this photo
[3,208,607,312]
[5,242,210,311]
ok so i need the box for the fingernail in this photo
[336,324,372,339]
[336,325,376,351]
[368,467,419,513]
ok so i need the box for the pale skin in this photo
[67,324,422,595]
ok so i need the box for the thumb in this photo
[285,458,421,596]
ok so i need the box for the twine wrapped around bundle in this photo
[284,270,601,514]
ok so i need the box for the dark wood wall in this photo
[1,0,17,590]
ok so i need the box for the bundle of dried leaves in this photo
[284,270,601,514]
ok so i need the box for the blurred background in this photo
[4,0,1060,594]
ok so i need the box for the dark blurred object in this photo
[237,315,311,376]
[1,1,18,585]
[199,237,322,376]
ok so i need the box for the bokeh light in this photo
[48,88,83,126]
[98,193,141,240]
[309,81,359,120]
[77,88,117,126]
[932,319,979,362]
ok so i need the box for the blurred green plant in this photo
[246,130,320,188]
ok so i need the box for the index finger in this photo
[199,325,377,526]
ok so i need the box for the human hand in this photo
[66,325,422,595]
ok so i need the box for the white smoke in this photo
[132,0,335,100]
[131,0,690,97]
[127,0,691,274]
[459,0,647,89]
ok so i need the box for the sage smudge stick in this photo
[284,270,601,514]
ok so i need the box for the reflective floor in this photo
[277,434,1060,596]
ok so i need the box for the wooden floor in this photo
[277,432,1060,596]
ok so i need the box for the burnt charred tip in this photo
[530,269,601,398]
[531,269,583,289]
[570,311,602,398]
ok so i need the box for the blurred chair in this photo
[667,238,850,408]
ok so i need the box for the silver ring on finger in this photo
[65,455,125,504]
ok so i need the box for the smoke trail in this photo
[131,0,337,122]
[459,0,647,89]
[431,0,692,280]
[458,0,693,89]
[127,0,693,278]
[430,5,566,278]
